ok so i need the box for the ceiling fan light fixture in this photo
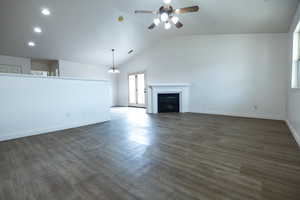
[153,18,161,26]
[171,16,179,24]
[164,22,171,30]
[160,12,169,22]
[135,2,200,30]
[163,0,172,4]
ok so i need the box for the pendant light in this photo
[108,49,120,74]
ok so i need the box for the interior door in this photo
[129,72,146,107]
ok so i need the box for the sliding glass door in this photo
[129,72,146,107]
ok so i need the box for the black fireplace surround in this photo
[158,93,180,113]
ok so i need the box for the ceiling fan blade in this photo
[148,23,156,30]
[175,21,183,29]
[174,6,199,14]
[135,10,156,14]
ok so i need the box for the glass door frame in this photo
[128,71,147,108]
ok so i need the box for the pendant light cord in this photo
[112,49,115,70]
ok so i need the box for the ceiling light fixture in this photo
[171,16,179,24]
[163,0,172,4]
[153,18,160,26]
[41,8,51,16]
[108,68,120,73]
[160,12,169,22]
[28,41,35,47]
[164,21,171,30]
[34,27,42,33]
[108,49,120,74]
[134,1,199,30]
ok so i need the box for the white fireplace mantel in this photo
[147,83,190,114]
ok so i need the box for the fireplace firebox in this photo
[158,93,180,113]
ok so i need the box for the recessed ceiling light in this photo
[34,27,42,33]
[28,41,35,47]
[41,8,51,16]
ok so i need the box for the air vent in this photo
[128,49,134,54]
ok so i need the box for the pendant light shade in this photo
[108,68,120,73]
[108,49,120,74]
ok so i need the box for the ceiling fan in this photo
[134,0,199,30]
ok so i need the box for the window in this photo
[298,61,300,86]
[292,23,300,88]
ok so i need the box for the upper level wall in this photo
[59,60,109,80]
[0,55,31,74]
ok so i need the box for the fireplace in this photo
[147,84,190,114]
[158,93,180,113]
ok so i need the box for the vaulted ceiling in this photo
[0,0,298,66]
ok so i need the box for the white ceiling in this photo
[0,0,298,66]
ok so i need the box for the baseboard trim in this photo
[188,111,283,121]
[0,118,109,142]
[286,120,300,147]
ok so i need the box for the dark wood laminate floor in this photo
[1,107,300,200]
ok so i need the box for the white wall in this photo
[0,74,111,141]
[110,75,118,106]
[118,34,288,120]
[287,3,300,145]
[0,55,31,74]
[59,60,108,80]
[59,60,118,106]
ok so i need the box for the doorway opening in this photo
[128,72,146,107]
